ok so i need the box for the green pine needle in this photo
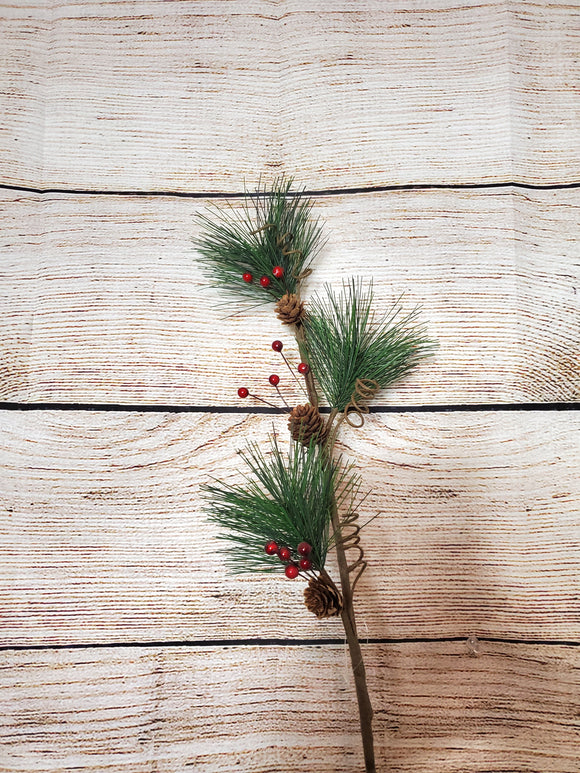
[302,279,436,411]
[202,435,361,575]
[194,176,325,302]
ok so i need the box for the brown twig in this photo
[291,316,376,773]
[330,497,375,771]
[294,323,319,410]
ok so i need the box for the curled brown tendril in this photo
[276,231,292,247]
[249,226,306,279]
[337,509,367,593]
[292,266,311,282]
[343,378,380,427]
[249,222,275,236]
[277,231,304,264]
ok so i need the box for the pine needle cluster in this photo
[202,436,361,574]
[302,279,436,412]
[195,177,325,302]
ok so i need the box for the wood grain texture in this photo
[1,1,578,191]
[1,641,578,772]
[1,187,578,405]
[1,410,578,647]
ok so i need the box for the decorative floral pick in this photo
[195,177,435,772]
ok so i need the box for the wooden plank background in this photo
[1,1,579,772]
[2,643,579,772]
[2,0,579,190]
[1,187,578,405]
[1,410,579,646]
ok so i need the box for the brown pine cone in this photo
[288,404,327,445]
[304,574,343,618]
[275,293,305,325]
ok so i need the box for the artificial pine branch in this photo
[302,278,436,412]
[203,436,361,575]
[195,176,436,773]
[195,176,325,302]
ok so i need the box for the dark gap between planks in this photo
[1,181,579,199]
[0,402,577,413]
[1,635,579,654]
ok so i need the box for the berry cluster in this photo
[237,340,311,406]
[264,540,313,579]
[242,265,284,288]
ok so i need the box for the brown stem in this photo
[294,323,318,409]
[331,501,376,773]
[293,318,376,772]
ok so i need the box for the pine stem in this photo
[295,323,318,409]
[294,320,376,772]
[331,501,376,773]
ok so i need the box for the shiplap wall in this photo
[1,2,579,772]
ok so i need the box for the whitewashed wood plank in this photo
[1,1,578,190]
[1,187,577,405]
[1,410,578,646]
[510,1,580,183]
[1,641,578,772]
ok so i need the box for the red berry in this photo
[272,340,283,352]
[269,374,280,386]
[285,564,299,579]
[237,387,249,398]
[272,266,284,279]
[242,272,253,283]
[297,362,310,375]
[297,542,312,556]
[278,546,291,562]
[265,541,279,555]
[259,275,271,288]
[299,558,312,571]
